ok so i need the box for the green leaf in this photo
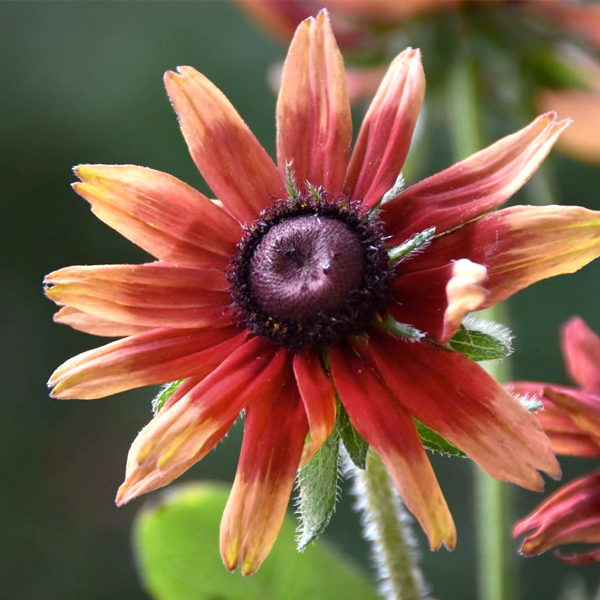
[380,171,405,205]
[375,315,425,341]
[449,317,513,362]
[284,161,299,200]
[337,402,368,469]
[152,380,184,415]
[518,396,543,413]
[388,227,436,263]
[134,483,379,600]
[296,430,340,551]
[415,420,466,458]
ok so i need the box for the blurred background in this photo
[1,2,599,599]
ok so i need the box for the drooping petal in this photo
[514,472,600,564]
[330,342,456,550]
[53,306,152,337]
[49,326,245,399]
[506,382,600,458]
[561,317,600,393]
[73,165,241,268]
[116,338,287,506]
[345,48,425,208]
[164,67,284,224]
[45,263,232,330]
[362,331,560,490]
[220,372,307,575]
[292,350,337,466]
[277,10,352,196]
[390,259,488,342]
[397,205,600,309]
[384,113,569,245]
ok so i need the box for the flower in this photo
[510,317,600,563]
[46,11,600,575]
[236,0,600,162]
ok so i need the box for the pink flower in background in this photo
[510,317,600,563]
[46,11,600,574]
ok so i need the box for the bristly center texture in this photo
[228,191,393,349]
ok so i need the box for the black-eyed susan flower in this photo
[46,11,600,576]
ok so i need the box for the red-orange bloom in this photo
[511,317,600,563]
[46,12,600,575]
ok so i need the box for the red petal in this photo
[73,165,240,268]
[48,326,245,399]
[117,338,287,506]
[383,113,569,245]
[506,382,600,458]
[293,349,337,466]
[345,48,425,208]
[164,67,284,224]
[330,342,456,550]
[514,471,600,563]
[277,10,351,196]
[53,306,152,337]
[220,370,307,575]
[390,259,488,342]
[362,331,560,490]
[45,263,232,330]
[397,205,600,309]
[561,317,600,393]
[544,387,600,448]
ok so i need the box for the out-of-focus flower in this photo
[538,54,600,163]
[514,471,600,564]
[236,0,600,163]
[46,12,600,574]
[510,317,600,563]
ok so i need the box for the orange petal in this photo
[220,373,307,575]
[277,10,352,196]
[331,341,456,550]
[391,259,488,343]
[164,67,284,224]
[117,338,287,506]
[73,165,240,268]
[398,205,600,308]
[345,48,425,208]
[544,387,600,448]
[45,263,232,330]
[53,306,152,337]
[293,349,337,466]
[506,381,600,458]
[384,113,569,245]
[561,317,600,393]
[363,331,560,490]
[48,327,244,399]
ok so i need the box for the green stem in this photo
[354,450,428,600]
[474,305,516,600]
[448,39,517,600]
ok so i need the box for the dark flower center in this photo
[249,215,365,322]
[228,192,392,349]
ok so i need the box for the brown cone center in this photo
[248,214,365,323]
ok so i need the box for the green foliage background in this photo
[1,2,599,599]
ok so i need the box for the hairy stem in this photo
[352,450,429,600]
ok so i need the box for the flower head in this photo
[510,317,600,563]
[46,11,600,575]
